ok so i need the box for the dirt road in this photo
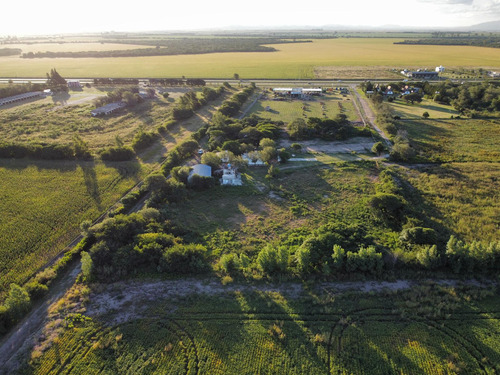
[351,87,392,147]
[0,264,81,374]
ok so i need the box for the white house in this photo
[435,65,445,73]
[221,166,242,186]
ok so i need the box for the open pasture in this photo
[405,162,500,243]
[389,98,460,119]
[23,285,500,374]
[248,92,359,124]
[1,39,500,79]
[398,118,500,162]
[0,86,211,151]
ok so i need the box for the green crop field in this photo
[0,159,146,297]
[22,284,500,374]
[397,118,500,162]
[248,92,359,124]
[1,39,500,79]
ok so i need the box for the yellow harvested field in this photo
[0,39,499,78]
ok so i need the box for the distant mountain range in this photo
[220,20,500,33]
[466,20,500,32]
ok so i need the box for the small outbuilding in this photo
[188,164,212,183]
[91,102,126,116]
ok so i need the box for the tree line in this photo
[0,47,21,56]
[395,37,500,48]
[0,83,47,100]
[19,38,310,59]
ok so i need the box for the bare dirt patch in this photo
[314,66,404,80]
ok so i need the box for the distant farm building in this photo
[0,91,44,107]
[273,88,322,99]
[401,69,439,80]
[435,65,445,73]
[242,153,266,166]
[188,164,212,183]
[91,102,126,117]
[67,80,82,89]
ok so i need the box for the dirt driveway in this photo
[280,137,375,153]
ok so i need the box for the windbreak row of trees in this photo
[19,37,310,59]
[0,47,21,56]
[0,83,47,100]
[0,135,91,160]
[172,86,225,120]
[102,37,308,54]
[94,78,139,85]
[395,37,500,48]
[148,78,206,86]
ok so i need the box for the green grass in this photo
[398,118,500,162]
[404,162,500,242]
[389,98,460,120]
[23,285,500,374]
[0,159,146,297]
[1,39,499,79]
[0,89,173,151]
[248,92,359,124]
[166,164,378,253]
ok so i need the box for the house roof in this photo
[189,164,212,178]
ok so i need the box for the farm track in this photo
[351,87,392,147]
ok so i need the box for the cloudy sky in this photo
[2,0,499,35]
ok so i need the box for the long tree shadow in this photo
[76,159,102,210]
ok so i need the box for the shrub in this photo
[25,281,49,300]
[159,244,209,274]
[132,130,158,151]
[400,227,437,245]
[257,245,289,275]
[100,146,135,161]
[219,253,242,274]
[4,284,31,320]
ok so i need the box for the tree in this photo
[81,251,93,280]
[287,118,309,140]
[422,111,430,118]
[259,138,276,149]
[201,152,222,169]
[233,73,240,80]
[403,93,423,104]
[278,148,291,163]
[371,141,385,156]
[260,146,277,163]
[368,193,406,226]
[4,284,31,319]
[257,245,288,275]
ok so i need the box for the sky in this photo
[2,0,500,36]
